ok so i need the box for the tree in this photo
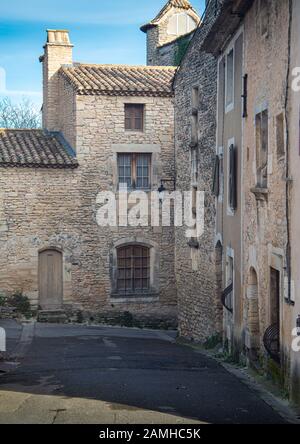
[0,97,41,129]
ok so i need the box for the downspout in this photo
[284,0,293,304]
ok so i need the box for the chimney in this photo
[40,30,73,131]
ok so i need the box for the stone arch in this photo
[245,267,260,357]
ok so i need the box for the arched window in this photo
[117,245,150,293]
[167,13,197,36]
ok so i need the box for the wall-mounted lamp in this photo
[158,181,166,203]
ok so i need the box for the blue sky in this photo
[0,1,204,107]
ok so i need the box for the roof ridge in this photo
[66,63,177,71]
[0,128,43,132]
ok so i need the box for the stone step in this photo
[38,310,68,324]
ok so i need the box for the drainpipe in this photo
[284,0,293,304]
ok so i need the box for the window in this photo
[276,113,285,158]
[260,0,269,37]
[125,104,144,131]
[167,13,197,36]
[118,153,151,189]
[191,148,198,183]
[228,144,237,211]
[117,245,150,293]
[191,86,199,147]
[212,150,224,201]
[255,110,268,188]
[225,254,234,313]
[225,49,234,111]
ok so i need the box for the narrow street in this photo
[0,322,290,424]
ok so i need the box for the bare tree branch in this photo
[0,97,41,129]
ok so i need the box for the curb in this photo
[0,321,35,374]
[199,347,300,425]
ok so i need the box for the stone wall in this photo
[42,36,73,131]
[242,0,290,376]
[0,92,177,329]
[173,2,222,342]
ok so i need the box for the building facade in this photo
[288,0,300,407]
[141,0,200,66]
[203,0,300,407]
[173,0,223,342]
[0,25,178,328]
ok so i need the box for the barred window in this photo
[118,153,151,189]
[117,246,150,293]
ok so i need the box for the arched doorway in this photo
[38,249,63,310]
[246,267,260,360]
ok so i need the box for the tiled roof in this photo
[0,129,78,169]
[60,64,176,97]
[141,0,196,32]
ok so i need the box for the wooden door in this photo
[39,249,63,310]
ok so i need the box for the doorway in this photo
[270,267,280,327]
[38,249,63,310]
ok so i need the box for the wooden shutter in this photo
[212,155,220,197]
[125,104,144,131]
[229,144,237,210]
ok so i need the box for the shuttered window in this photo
[228,144,237,210]
[117,246,150,293]
[118,153,151,189]
[125,104,144,131]
[212,155,220,197]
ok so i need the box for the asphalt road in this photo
[0,323,289,424]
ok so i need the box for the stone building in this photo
[141,0,200,66]
[203,0,300,406]
[287,0,300,407]
[173,0,223,341]
[0,24,178,328]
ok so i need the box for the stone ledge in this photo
[250,186,269,202]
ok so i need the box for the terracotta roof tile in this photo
[0,129,78,169]
[60,64,176,97]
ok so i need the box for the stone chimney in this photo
[40,30,73,131]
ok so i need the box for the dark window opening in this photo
[228,144,237,210]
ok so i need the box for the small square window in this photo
[125,104,144,131]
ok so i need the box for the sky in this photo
[0,0,205,108]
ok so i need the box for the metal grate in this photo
[263,323,280,364]
[221,283,233,313]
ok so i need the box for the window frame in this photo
[167,13,197,36]
[225,247,235,315]
[118,152,152,190]
[227,138,237,215]
[225,47,235,114]
[124,104,145,132]
[116,245,150,294]
[255,109,269,188]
